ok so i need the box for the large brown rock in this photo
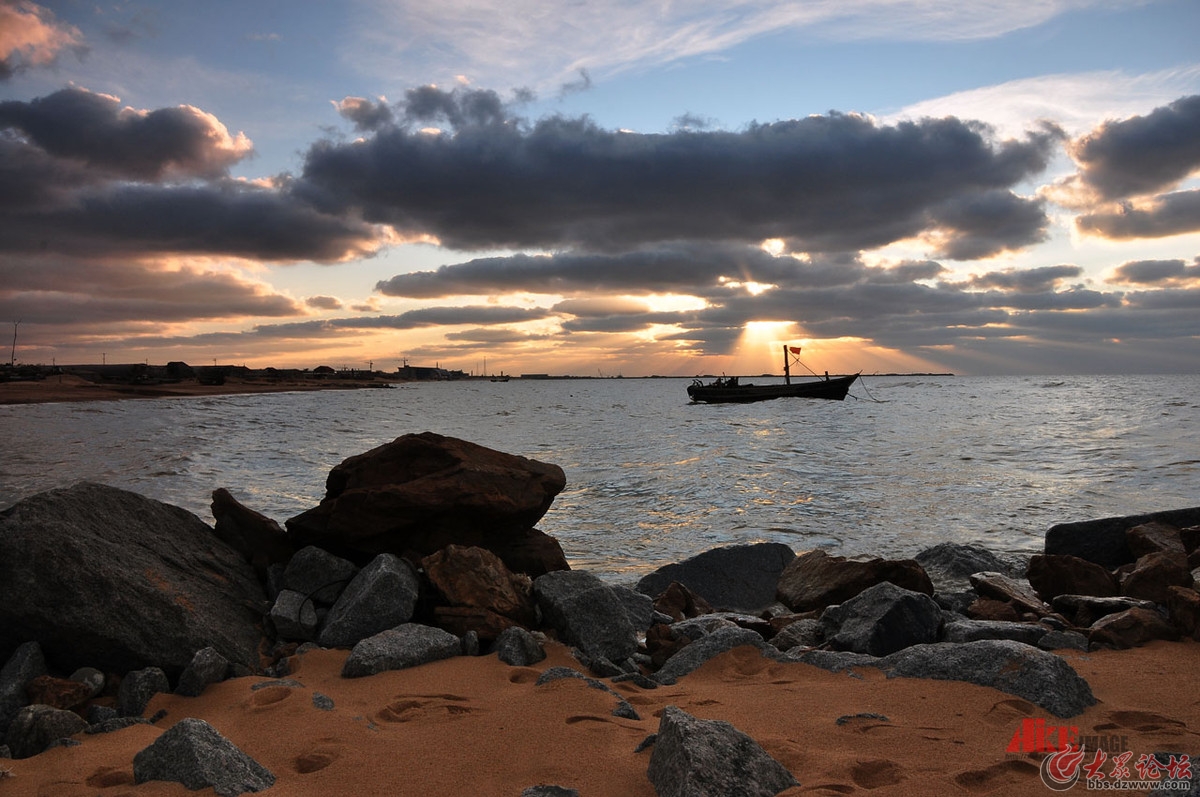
[1026,554,1118,603]
[1126,521,1186,558]
[1165,586,1200,640]
[775,550,933,612]
[1120,551,1193,604]
[210,488,295,578]
[286,433,569,576]
[1089,607,1179,649]
[422,545,536,638]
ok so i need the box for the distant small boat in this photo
[490,372,510,382]
[687,345,859,403]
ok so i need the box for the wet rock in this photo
[1120,551,1193,604]
[1089,607,1180,649]
[819,581,942,656]
[3,704,88,759]
[495,627,547,666]
[318,553,420,648]
[341,623,461,678]
[210,488,294,578]
[646,705,799,797]
[0,483,267,675]
[133,717,274,796]
[1026,554,1118,603]
[286,432,569,576]
[1045,508,1200,569]
[533,571,638,663]
[636,543,795,613]
[175,647,231,698]
[775,549,933,612]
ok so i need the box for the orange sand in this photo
[3,639,1197,796]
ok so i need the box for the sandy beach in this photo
[1,638,1195,796]
[0,375,400,406]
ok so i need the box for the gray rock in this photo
[175,647,231,698]
[637,543,796,612]
[533,570,638,662]
[1045,507,1200,569]
[68,667,105,699]
[1051,594,1157,627]
[915,542,1015,593]
[1037,630,1090,652]
[133,717,274,796]
[535,666,640,720]
[86,704,119,724]
[282,545,358,605]
[0,483,267,674]
[118,667,170,718]
[495,626,547,666]
[610,583,657,631]
[3,704,88,759]
[654,627,773,684]
[941,619,1047,645]
[523,787,580,797]
[0,641,46,739]
[312,692,334,711]
[782,648,879,673]
[669,615,741,642]
[341,623,461,678]
[317,553,420,648]
[647,705,799,797]
[268,589,320,641]
[769,618,823,652]
[881,640,1096,718]
[819,581,943,656]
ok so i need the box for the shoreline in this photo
[0,374,403,406]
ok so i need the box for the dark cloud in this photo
[0,87,251,179]
[1109,258,1200,286]
[1068,95,1200,200]
[401,85,509,130]
[300,111,1056,256]
[965,264,1083,292]
[1075,189,1200,240]
[306,295,344,310]
[559,68,593,97]
[334,96,394,132]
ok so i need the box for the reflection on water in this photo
[2,374,1198,579]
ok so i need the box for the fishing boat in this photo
[687,345,859,403]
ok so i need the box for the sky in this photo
[1,0,1199,377]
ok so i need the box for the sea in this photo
[2,374,1198,581]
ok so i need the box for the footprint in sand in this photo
[982,698,1038,727]
[508,668,541,685]
[248,684,294,708]
[952,759,1039,793]
[85,766,134,787]
[294,741,345,774]
[850,759,905,789]
[565,715,614,725]
[1095,710,1190,734]
[376,696,475,723]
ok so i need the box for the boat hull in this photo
[687,373,859,403]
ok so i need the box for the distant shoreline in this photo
[0,374,401,406]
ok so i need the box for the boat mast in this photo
[783,344,790,385]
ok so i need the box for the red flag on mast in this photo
[788,346,802,354]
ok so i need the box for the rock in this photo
[966,598,1022,622]
[533,571,638,663]
[318,553,420,648]
[0,642,46,739]
[775,549,933,612]
[523,787,580,797]
[341,623,461,678]
[652,581,714,622]
[268,590,320,641]
[915,542,1015,593]
[1127,521,1187,558]
[819,581,943,656]
[285,433,569,576]
[175,647,231,698]
[636,543,796,612]
[1120,551,1193,604]
[535,667,639,720]
[1051,594,1157,627]
[0,483,267,675]
[133,717,275,796]
[117,667,170,718]
[69,667,105,700]
[423,544,536,631]
[1045,507,1200,569]
[1089,607,1179,649]
[1026,554,1118,603]
[610,584,657,632]
[1166,586,1200,639]
[495,627,547,666]
[768,618,823,651]
[3,704,88,759]
[882,640,1097,718]
[210,488,294,578]
[654,627,773,684]
[968,572,1049,617]
[941,619,1047,646]
[1037,630,1090,652]
[646,705,799,797]
[24,675,93,711]
[282,545,358,605]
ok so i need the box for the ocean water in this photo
[2,374,1198,580]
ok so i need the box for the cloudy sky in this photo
[2,0,1198,376]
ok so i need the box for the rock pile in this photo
[1,432,1198,796]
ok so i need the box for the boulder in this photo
[775,550,933,612]
[318,554,420,648]
[341,623,461,678]
[267,590,319,641]
[654,627,774,684]
[1037,630,1090,652]
[1044,507,1200,569]
[636,543,795,612]
[646,705,799,797]
[25,675,94,711]
[210,488,294,577]
[609,584,657,632]
[1026,554,1118,603]
[118,667,170,718]
[940,619,1047,646]
[535,667,639,720]
[495,627,547,666]
[1089,607,1179,649]
[819,581,942,656]
[1120,551,1193,604]
[0,642,46,739]
[968,572,1049,617]
[0,483,267,675]
[175,647,231,698]
[423,545,536,632]
[1165,586,1200,639]
[281,546,358,605]
[966,598,1022,622]
[1127,521,1187,558]
[768,618,823,652]
[533,571,638,663]
[523,787,580,797]
[914,542,1015,593]
[4,704,88,759]
[652,581,714,623]
[285,433,569,576]
[133,717,275,796]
